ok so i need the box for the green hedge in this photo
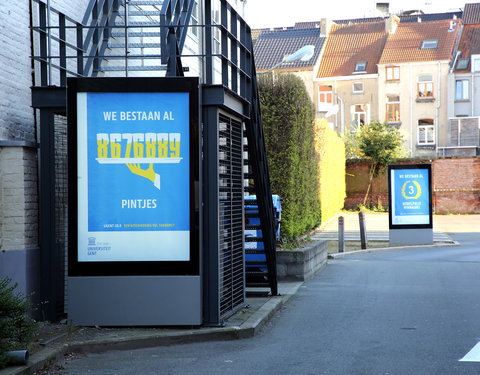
[259,74,321,240]
[315,119,346,223]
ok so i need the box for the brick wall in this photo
[433,158,480,214]
[0,147,38,251]
[346,158,480,214]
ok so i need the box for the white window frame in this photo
[417,123,435,145]
[421,39,439,49]
[386,66,400,81]
[189,0,199,38]
[352,82,364,93]
[417,74,433,98]
[472,55,480,73]
[354,61,367,73]
[351,104,367,130]
[317,85,333,112]
[386,95,400,123]
[455,79,469,101]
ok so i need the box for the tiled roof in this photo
[316,21,388,78]
[454,24,480,71]
[400,12,462,23]
[333,17,385,25]
[254,28,324,70]
[463,3,480,25]
[379,19,460,64]
[294,21,322,29]
[333,12,462,25]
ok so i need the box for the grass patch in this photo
[326,240,392,254]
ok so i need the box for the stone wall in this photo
[276,240,328,281]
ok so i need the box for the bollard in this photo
[359,211,368,249]
[338,216,345,253]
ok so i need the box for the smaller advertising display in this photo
[388,164,432,228]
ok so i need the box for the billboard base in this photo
[68,275,201,326]
[389,228,433,246]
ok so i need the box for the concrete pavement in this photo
[3,213,478,375]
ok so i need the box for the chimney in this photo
[320,18,333,37]
[385,15,400,34]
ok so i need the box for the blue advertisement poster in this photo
[77,92,190,262]
[390,168,431,225]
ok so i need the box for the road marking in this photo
[460,342,480,362]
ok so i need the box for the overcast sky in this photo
[243,0,468,29]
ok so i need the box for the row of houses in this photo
[253,3,480,158]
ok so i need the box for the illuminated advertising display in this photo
[67,78,199,276]
[388,164,432,229]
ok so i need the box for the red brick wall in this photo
[346,158,480,214]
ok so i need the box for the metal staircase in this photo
[30,0,278,323]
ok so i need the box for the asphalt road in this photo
[60,233,480,375]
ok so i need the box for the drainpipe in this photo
[338,95,345,134]
[436,61,441,151]
[471,73,475,116]
[409,63,414,157]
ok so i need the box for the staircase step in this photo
[111,31,162,37]
[245,249,266,255]
[119,10,161,17]
[127,0,164,5]
[245,260,267,268]
[115,21,160,27]
[108,42,161,48]
[100,65,167,71]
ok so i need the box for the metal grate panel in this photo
[54,115,68,316]
[218,114,245,318]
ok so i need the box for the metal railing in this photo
[30,0,196,84]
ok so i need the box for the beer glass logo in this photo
[96,132,181,190]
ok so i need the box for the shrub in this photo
[259,73,321,240]
[0,278,36,369]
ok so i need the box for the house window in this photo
[352,82,364,93]
[455,80,469,100]
[418,119,435,145]
[354,61,367,73]
[421,39,438,49]
[456,58,469,71]
[386,66,400,81]
[189,0,199,37]
[318,85,333,104]
[473,57,480,72]
[352,104,367,130]
[386,95,400,122]
[417,75,433,98]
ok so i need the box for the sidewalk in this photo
[311,212,470,243]
[2,282,303,375]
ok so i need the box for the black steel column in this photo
[202,105,221,326]
[38,109,63,321]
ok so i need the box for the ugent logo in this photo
[96,132,181,190]
[401,180,422,199]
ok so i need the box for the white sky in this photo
[243,0,468,29]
